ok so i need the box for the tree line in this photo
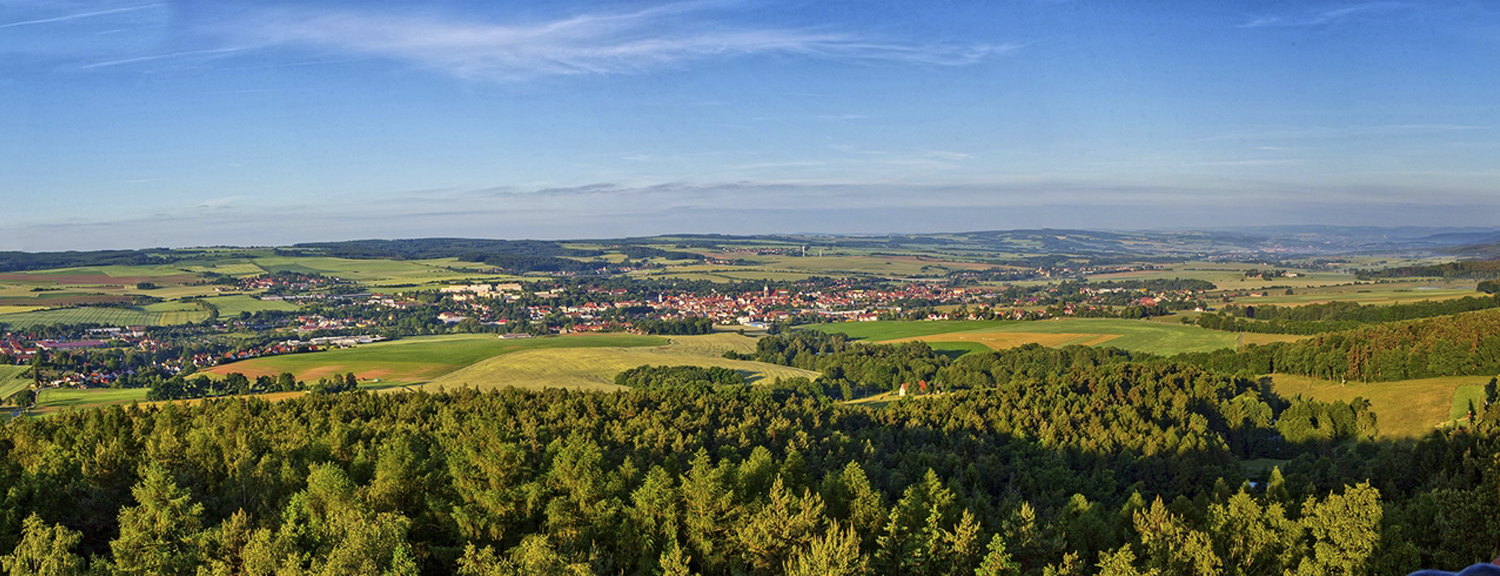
[1191,294,1500,335]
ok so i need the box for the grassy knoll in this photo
[203,295,301,316]
[31,387,150,415]
[421,340,820,393]
[808,318,1242,355]
[1269,373,1497,439]
[653,331,764,356]
[203,333,666,385]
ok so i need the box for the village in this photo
[0,274,1211,391]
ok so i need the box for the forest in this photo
[1357,261,1500,280]
[0,378,1497,575]
[1191,295,1500,335]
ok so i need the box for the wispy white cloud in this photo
[80,47,250,69]
[0,3,159,29]
[1197,124,1483,142]
[202,2,1019,81]
[1240,2,1409,28]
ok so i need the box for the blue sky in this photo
[2,0,1498,249]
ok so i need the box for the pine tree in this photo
[974,533,1021,576]
[109,464,206,576]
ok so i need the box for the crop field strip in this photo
[0,305,211,328]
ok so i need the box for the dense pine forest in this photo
[1,373,1498,574]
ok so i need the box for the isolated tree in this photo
[9,388,35,409]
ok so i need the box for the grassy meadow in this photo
[203,295,301,316]
[1269,373,1497,439]
[31,387,150,415]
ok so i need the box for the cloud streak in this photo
[0,3,160,29]
[1240,2,1409,28]
[205,2,1018,81]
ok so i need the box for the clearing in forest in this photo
[1269,373,1495,439]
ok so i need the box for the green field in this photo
[203,295,301,316]
[806,318,1242,355]
[32,387,150,414]
[423,344,821,393]
[0,366,31,403]
[1270,374,1496,439]
[1449,385,1489,423]
[204,333,667,385]
[0,302,211,328]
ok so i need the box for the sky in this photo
[2,0,1499,250]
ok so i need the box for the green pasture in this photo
[32,387,150,414]
[928,341,992,358]
[1449,385,1490,423]
[807,318,1242,355]
[203,295,301,316]
[204,333,666,385]
[1271,374,1494,439]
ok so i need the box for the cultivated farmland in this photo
[203,333,666,385]
[0,302,210,328]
